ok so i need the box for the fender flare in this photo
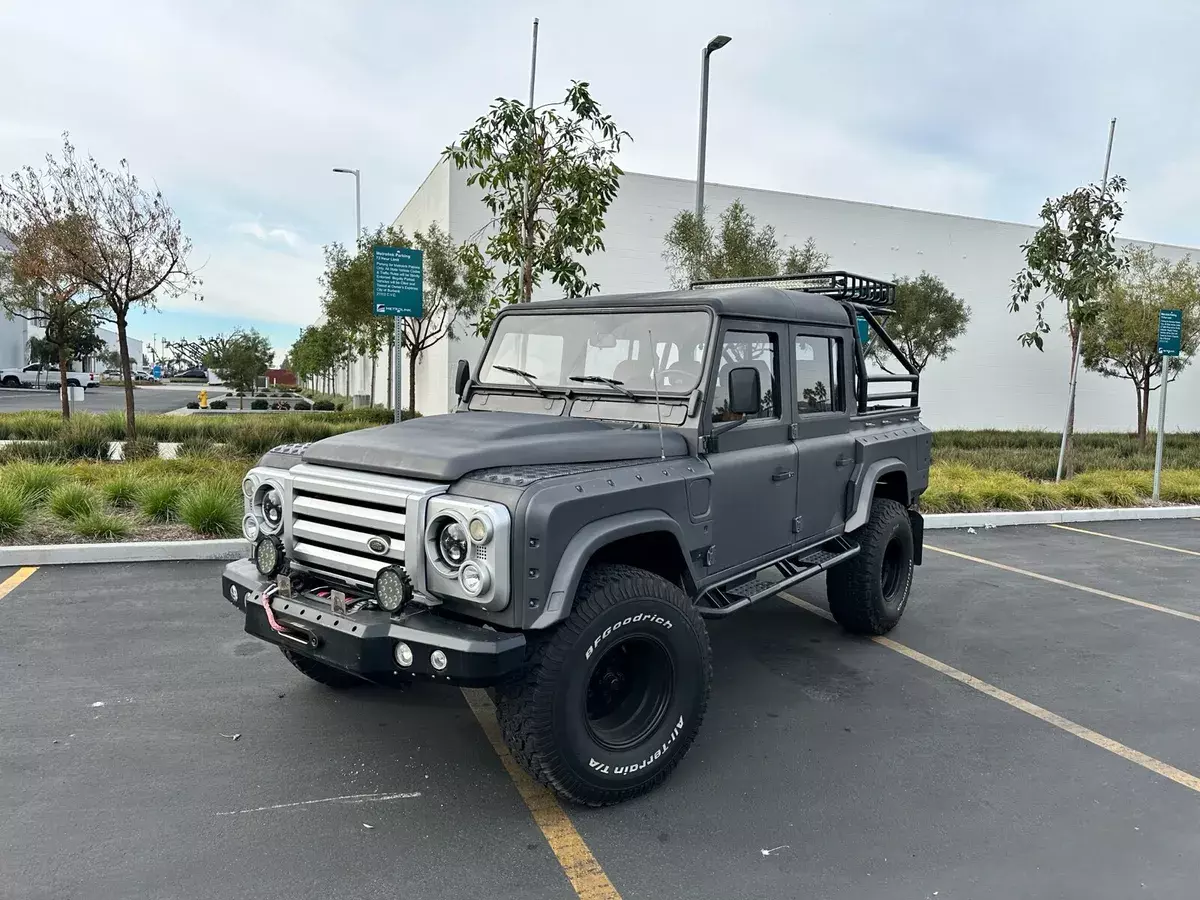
[845,458,908,532]
[529,510,689,629]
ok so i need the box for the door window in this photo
[795,336,843,414]
[711,330,779,422]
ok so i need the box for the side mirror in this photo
[454,359,470,399]
[726,366,761,415]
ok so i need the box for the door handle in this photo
[772,468,794,481]
[835,455,853,468]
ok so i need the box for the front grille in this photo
[285,464,442,587]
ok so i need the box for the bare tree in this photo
[0,134,199,436]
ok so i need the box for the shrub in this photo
[271,401,291,411]
[140,478,184,522]
[0,487,29,536]
[176,437,221,459]
[58,416,113,461]
[179,483,240,536]
[209,400,228,410]
[121,437,159,460]
[48,482,101,521]
[312,400,335,411]
[235,391,245,398]
[72,511,133,541]
[251,399,269,411]
[102,471,142,508]
[293,400,311,411]
[0,440,65,463]
[6,463,67,505]
[186,401,200,410]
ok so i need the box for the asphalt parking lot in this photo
[3,518,1200,900]
[0,384,197,414]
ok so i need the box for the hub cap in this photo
[585,636,674,753]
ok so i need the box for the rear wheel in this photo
[827,497,914,635]
[2,376,19,387]
[496,563,711,807]
[280,647,365,689]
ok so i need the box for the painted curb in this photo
[924,505,1200,530]
[0,539,247,567]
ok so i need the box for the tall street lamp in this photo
[694,34,731,224]
[332,167,362,240]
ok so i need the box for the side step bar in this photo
[696,536,860,619]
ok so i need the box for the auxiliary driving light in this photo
[467,515,492,544]
[374,565,412,613]
[430,650,448,671]
[254,534,285,578]
[242,515,260,542]
[394,642,414,668]
[459,561,491,597]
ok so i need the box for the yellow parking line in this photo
[926,544,1200,624]
[1048,523,1200,557]
[783,594,1200,795]
[461,688,622,900]
[0,567,37,600]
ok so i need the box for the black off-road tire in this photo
[495,563,712,807]
[827,497,914,635]
[2,376,19,388]
[280,647,365,689]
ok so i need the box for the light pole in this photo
[694,34,731,224]
[332,167,362,401]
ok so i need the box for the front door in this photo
[790,327,854,543]
[703,322,797,575]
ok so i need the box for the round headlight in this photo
[256,484,284,533]
[254,534,284,577]
[468,515,492,544]
[375,566,410,613]
[242,515,260,541]
[459,561,491,597]
[242,476,257,499]
[437,521,469,567]
[394,642,413,667]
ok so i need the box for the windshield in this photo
[479,310,711,395]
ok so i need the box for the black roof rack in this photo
[691,270,896,308]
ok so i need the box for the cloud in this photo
[230,220,302,248]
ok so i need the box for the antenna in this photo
[648,330,666,460]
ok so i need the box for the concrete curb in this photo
[924,505,1200,530]
[0,539,247,567]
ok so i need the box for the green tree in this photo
[443,81,628,334]
[662,199,830,289]
[289,322,348,394]
[1010,175,1128,477]
[210,329,274,395]
[1081,246,1200,445]
[0,133,199,438]
[0,216,107,418]
[867,272,970,374]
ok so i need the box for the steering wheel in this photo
[657,365,698,390]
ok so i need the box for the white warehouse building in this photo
[341,161,1200,434]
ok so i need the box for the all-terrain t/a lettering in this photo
[222,269,929,807]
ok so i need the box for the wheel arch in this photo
[845,458,909,532]
[530,511,695,629]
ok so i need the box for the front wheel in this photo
[66,379,80,388]
[496,564,712,807]
[1,376,19,388]
[827,497,914,635]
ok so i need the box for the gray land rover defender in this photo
[222,271,932,806]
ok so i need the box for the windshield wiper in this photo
[492,365,547,396]
[569,375,636,400]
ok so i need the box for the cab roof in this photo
[508,285,852,328]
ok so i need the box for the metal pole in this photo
[1055,116,1116,482]
[1152,360,1169,501]
[529,18,539,107]
[694,49,711,223]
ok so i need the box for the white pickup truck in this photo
[0,364,98,389]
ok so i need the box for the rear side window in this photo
[795,335,843,414]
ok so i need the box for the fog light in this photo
[242,515,260,541]
[468,515,492,544]
[254,534,284,578]
[375,565,412,613]
[430,650,448,671]
[459,561,491,597]
[242,475,257,499]
[394,642,414,668]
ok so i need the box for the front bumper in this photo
[222,559,527,687]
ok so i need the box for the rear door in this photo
[703,320,797,574]
[790,326,855,543]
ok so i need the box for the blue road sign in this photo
[373,246,424,317]
[151,364,162,379]
[1158,309,1182,357]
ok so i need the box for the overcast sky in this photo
[3,0,1198,355]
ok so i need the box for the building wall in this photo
[414,167,1200,433]
[0,315,28,370]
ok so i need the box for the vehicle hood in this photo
[302,411,689,482]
